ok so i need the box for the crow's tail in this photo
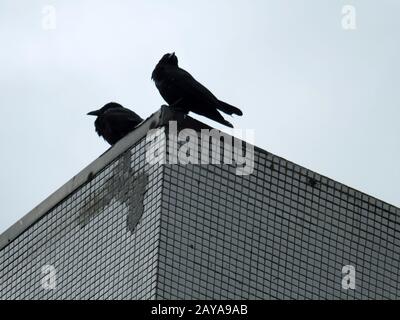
[217,118,234,128]
[217,100,243,116]
[206,109,234,128]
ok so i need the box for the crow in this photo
[87,102,143,145]
[151,52,242,128]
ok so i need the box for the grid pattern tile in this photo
[0,133,165,299]
[157,144,400,299]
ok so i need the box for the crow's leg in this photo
[168,98,188,113]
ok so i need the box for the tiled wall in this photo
[1,124,399,299]
[0,135,164,299]
[157,146,400,299]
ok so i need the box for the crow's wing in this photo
[104,108,143,135]
[163,67,219,106]
[164,67,242,116]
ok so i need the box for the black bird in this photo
[87,102,143,145]
[151,52,242,128]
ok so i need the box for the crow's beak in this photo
[87,110,100,116]
[170,52,175,58]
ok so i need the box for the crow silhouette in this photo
[151,52,242,127]
[87,102,143,145]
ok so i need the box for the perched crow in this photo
[87,102,143,145]
[151,52,242,128]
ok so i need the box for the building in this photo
[0,107,399,299]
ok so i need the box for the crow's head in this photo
[158,52,178,66]
[87,102,123,116]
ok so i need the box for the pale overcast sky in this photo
[0,0,399,233]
